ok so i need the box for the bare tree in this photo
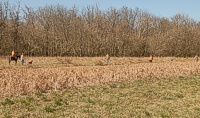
[1,2,200,57]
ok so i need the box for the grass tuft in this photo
[1,98,14,106]
[44,105,55,113]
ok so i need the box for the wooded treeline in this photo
[1,2,200,57]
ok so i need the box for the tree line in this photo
[0,1,200,57]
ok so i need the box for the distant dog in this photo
[28,60,33,64]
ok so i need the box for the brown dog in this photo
[28,60,33,64]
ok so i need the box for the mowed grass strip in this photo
[0,75,200,117]
[0,56,194,68]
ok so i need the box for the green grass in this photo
[1,75,200,117]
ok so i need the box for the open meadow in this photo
[0,56,200,117]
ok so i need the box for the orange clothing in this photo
[149,55,153,60]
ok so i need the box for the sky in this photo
[5,0,200,21]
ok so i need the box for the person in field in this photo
[11,50,15,56]
[106,54,110,63]
[194,55,198,62]
[11,50,15,60]
[149,55,153,63]
[21,52,24,65]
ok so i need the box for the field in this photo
[0,56,200,117]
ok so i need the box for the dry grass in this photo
[0,57,199,97]
[0,75,200,117]
[0,56,200,117]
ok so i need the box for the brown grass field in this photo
[0,56,198,97]
[1,56,200,117]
